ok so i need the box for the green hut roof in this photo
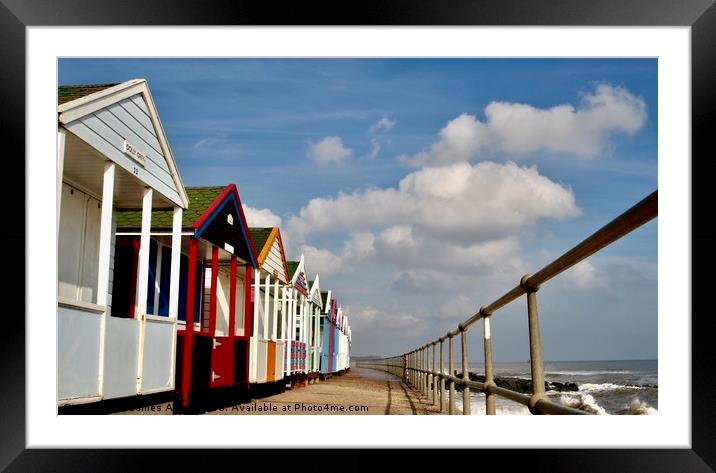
[115,186,226,230]
[249,227,273,255]
[286,261,300,279]
[58,83,120,105]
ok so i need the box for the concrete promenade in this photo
[208,367,442,415]
[113,367,442,415]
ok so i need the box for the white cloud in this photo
[399,84,647,166]
[368,138,381,159]
[367,116,396,159]
[189,137,244,159]
[342,232,376,261]
[370,116,396,133]
[242,204,282,227]
[283,160,577,298]
[307,136,352,165]
[286,160,580,245]
[564,260,600,289]
[299,244,343,277]
[342,304,429,338]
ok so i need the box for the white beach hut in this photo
[57,80,188,405]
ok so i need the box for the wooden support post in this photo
[181,237,198,408]
[135,187,153,318]
[168,207,183,319]
[96,161,115,397]
[208,246,219,336]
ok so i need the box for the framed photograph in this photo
[4,0,713,470]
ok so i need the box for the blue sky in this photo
[59,58,658,361]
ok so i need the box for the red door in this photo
[210,337,234,388]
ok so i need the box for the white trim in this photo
[57,396,104,407]
[58,79,144,116]
[271,280,279,340]
[115,231,194,236]
[285,288,292,375]
[253,269,260,339]
[144,314,177,324]
[168,207,183,320]
[56,128,66,236]
[139,81,189,209]
[263,273,270,340]
[96,161,115,398]
[59,79,189,209]
[135,187,153,317]
[57,297,105,314]
[290,253,306,285]
[281,286,288,341]
[153,241,163,316]
[167,208,181,389]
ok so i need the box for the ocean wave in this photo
[559,394,608,415]
[464,399,531,415]
[578,383,650,392]
[545,370,636,376]
[621,398,657,415]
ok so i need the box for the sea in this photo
[454,359,657,415]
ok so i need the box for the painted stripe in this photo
[257,227,278,265]
[193,186,257,268]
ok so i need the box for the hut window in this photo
[58,183,102,304]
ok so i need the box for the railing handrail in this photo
[359,190,657,415]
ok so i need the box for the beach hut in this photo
[248,227,290,385]
[306,276,323,382]
[285,256,309,386]
[115,185,257,409]
[319,293,338,376]
[57,80,189,406]
[333,307,343,372]
[336,311,351,372]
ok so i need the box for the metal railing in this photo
[358,190,657,415]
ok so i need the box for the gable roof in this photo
[321,291,329,308]
[308,275,322,309]
[58,83,120,105]
[115,184,257,267]
[286,261,300,279]
[287,255,309,297]
[58,78,188,208]
[249,227,290,284]
[249,228,273,257]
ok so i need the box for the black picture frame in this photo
[3,0,713,470]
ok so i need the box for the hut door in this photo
[210,337,233,388]
[266,341,276,381]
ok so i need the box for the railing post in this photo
[425,345,432,397]
[424,345,429,396]
[439,340,446,411]
[522,275,546,415]
[448,335,455,415]
[482,309,496,415]
[460,327,471,415]
[432,342,438,406]
[418,348,422,391]
[417,347,423,392]
[408,352,412,386]
[407,352,411,386]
